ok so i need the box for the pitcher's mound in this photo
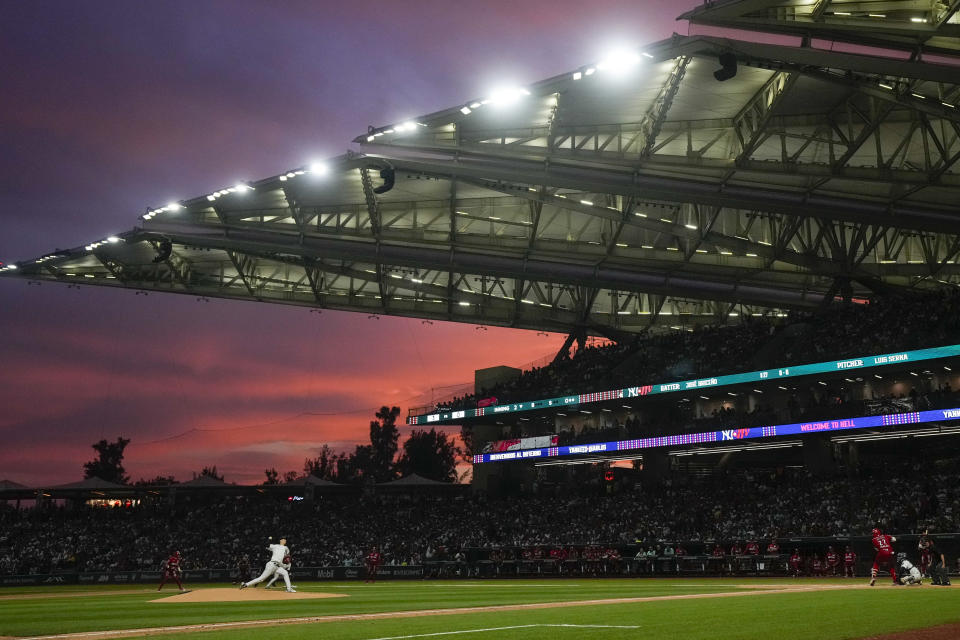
[151,588,348,603]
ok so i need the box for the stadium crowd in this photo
[0,461,955,576]
[435,290,960,413]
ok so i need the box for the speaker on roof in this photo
[714,53,738,82]
[373,168,395,194]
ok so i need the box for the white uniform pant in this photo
[244,562,291,590]
[265,566,291,588]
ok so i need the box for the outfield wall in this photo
[2,534,956,587]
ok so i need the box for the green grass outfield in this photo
[1,578,958,640]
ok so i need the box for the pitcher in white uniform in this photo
[239,537,296,592]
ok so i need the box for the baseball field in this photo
[1,578,958,640]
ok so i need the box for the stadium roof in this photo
[680,0,960,56]
[378,473,451,487]
[282,475,342,487]
[49,477,129,490]
[3,21,960,337]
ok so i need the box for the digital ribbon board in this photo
[408,343,960,426]
[471,406,960,464]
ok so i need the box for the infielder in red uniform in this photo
[919,533,932,577]
[789,549,802,577]
[825,546,840,576]
[844,546,857,577]
[870,528,898,586]
[365,546,382,583]
[158,551,185,592]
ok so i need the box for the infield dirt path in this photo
[15,583,874,640]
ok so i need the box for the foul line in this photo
[16,584,866,640]
[364,624,641,640]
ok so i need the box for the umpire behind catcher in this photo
[926,536,952,586]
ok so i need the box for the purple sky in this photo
[0,0,701,486]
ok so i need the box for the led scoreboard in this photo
[408,343,960,426]
[472,406,960,464]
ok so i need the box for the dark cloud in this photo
[0,0,692,484]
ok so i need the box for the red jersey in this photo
[365,551,382,566]
[844,551,856,565]
[730,544,742,555]
[766,542,780,554]
[163,554,181,574]
[745,542,760,555]
[712,546,724,557]
[789,553,801,567]
[826,551,839,566]
[872,534,894,554]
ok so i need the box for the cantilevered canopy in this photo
[680,0,960,56]
[3,30,960,337]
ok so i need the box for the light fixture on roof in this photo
[460,106,472,115]
[166,202,182,211]
[487,87,531,105]
[309,162,329,176]
[597,49,642,74]
[107,236,120,243]
[910,16,926,22]
[572,71,582,80]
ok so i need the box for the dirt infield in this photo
[16,583,873,640]
[151,588,346,603]
[859,622,960,639]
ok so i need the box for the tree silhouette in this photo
[283,470,299,483]
[304,445,341,481]
[82,437,130,484]
[134,475,178,486]
[196,465,224,481]
[263,468,279,485]
[396,429,460,482]
[368,406,401,482]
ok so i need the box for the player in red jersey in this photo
[158,550,185,592]
[844,545,857,577]
[789,549,802,577]
[869,528,898,586]
[766,539,780,555]
[825,546,840,576]
[365,546,383,583]
[919,533,932,578]
[745,540,760,555]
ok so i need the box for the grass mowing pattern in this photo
[1,579,958,640]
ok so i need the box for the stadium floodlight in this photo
[106,236,120,243]
[366,135,376,142]
[469,101,481,109]
[309,162,329,176]
[166,202,182,211]
[580,199,594,206]
[487,87,531,106]
[911,16,926,22]
[572,71,582,80]
[397,121,417,132]
[597,49,642,74]
[460,106,472,115]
